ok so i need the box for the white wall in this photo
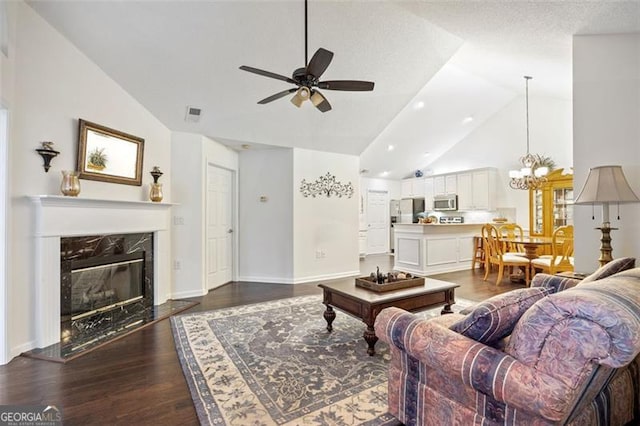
[573,34,640,272]
[238,148,294,282]
[171,132,238,297]
[0,0,17,365]
[425,95,573,226]
[5,2,172,359]
[293,149,360,282]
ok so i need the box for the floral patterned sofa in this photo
[375,258,640,425]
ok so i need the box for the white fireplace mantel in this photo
[29,195,176,237]
[28,195,175,348]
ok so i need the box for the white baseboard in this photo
[291,270,361,284]
[237,275,296,284]
[171,289,207,299]
[238,270,361,285]
[7,340,37,365]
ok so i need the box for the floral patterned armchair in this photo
[375,258,640,425]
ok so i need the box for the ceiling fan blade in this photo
[306,48,334,79]
[257,88,298,104]
[310,90,332,113]
[239,65,298,85]
[318,80,375,91]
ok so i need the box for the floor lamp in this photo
[574,165,640,267]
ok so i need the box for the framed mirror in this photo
[77,119,144,186]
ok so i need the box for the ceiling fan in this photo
[239,0,375,113]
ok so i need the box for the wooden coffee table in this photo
[318,278,459,356]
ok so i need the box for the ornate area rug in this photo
[171,294,473,426]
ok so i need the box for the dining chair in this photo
[531,225,574,275]
[497,223,526,255]
[471,235,485,270]
[482,224,531,285]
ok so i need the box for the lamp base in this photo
[595,225,618,267]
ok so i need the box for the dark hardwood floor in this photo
[0,254,523,425]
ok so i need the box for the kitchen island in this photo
[393,223,483,275]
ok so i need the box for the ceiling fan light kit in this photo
[291,87,311,108]
[239,0,374,112]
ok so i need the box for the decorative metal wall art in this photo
[300,173,354,198]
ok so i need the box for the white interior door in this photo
[206,164,233,290]
[367,190,389,254]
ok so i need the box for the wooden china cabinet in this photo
[529,168,574,242]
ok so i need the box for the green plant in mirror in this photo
[87,147,107,170]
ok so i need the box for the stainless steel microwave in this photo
[433,194,458,211]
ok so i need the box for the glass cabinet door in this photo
[529,169,574,237]
[553,187,573,229]
[533,189,544,235]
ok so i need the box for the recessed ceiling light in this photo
[414,101,425,110]
[462,116,474,124]
[424,152,431,157]
[387,145,395,151]
[380,171,389,177]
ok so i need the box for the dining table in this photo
[503,236,554,260]
[502,235,555,283]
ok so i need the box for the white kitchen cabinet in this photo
[455,168,497,211]
[433,174,457,196]
[401,179,412,198]
[401,178,424,198]
[456,172,473,210]
[424,177,434,211]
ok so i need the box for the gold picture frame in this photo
[77,119,144,186]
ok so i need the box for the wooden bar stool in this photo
[471,235,485,270]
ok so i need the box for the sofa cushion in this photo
[581,257,635,284]
[449,287,550,345]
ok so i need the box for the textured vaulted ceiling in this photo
[28,1,640,180]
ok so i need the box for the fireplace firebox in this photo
[68,251,145,319]
[60,233,154,350]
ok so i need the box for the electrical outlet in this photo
[315,250,323,259]
[173,216,185,226]
[174,260,181,270]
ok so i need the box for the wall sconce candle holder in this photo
[35,141,60,172]
[149,166,164,202]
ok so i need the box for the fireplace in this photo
[60,233,154,349]
[29,195,173,351]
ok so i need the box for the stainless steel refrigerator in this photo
[399,198,425,223]
[390,200,400,253]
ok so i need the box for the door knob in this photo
[227,229,233,233]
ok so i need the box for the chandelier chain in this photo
[525,75,531,155]
[509,75,550,191]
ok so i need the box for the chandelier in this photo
[509,76,549,190]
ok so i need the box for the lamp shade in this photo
[574,165,640,204]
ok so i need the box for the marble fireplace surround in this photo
[29,195,173,348]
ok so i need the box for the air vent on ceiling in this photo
[185,106,202,123]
